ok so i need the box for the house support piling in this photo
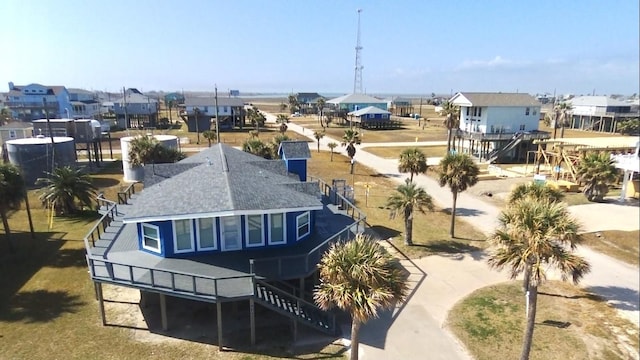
[250,299,256,346]
[159,294,168,331]
[96,282,106,325]
[217,302,223,351]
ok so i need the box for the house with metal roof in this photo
[68,88,101,119]
[84,141,364,347]
[183,96,246,131]
[385,96,413,117]
[347,106,394,129]
[450,92,550,163]
[567,96,636,133]
[326,93,388,112]
[113,88,159,129]
[5,82,72,121]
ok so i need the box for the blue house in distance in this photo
[84,140,365,348]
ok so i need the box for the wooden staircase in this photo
[254,280,337,336]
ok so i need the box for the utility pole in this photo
[123,86,129,134]
[194,107,200,144]
[214,85,220,143]
[43,98,56,172]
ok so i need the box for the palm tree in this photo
[0,163,25,252]
[0,107,13,124]
[508,182,565,205]
[242,137,271,159]
[487,197,590,360]
[128,135,185,166]
[576,151,618,202]
[437,153,479,237]
[276,114,289,134]
[387,179,434,245]
[37,166,97,216]
[316,98,326,125]
[341,129,361,146]
[441,100,460,153]
[617,118,640,135]
[202,130,215,147]
[313,130,325,153]
[327,142,338,161]
[287,94,299,114]
[314,233,409,360]
[270,134,290,158]
[398,148,428,182]
[557,102,572,138]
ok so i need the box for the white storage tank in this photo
[120,135,179,182]
[6,137,77,186]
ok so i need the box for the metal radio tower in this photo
[353,9,364,94]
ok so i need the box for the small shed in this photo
[278,141,311,181]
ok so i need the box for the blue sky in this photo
[1,0,638,96]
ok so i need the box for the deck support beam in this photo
[293,318,298,343]
[299,277,305,300]
[217,302,223,352]
[96,282,106,325]
[159,294,168,331]
[250,299,256,346]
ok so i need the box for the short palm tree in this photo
[327,142,338,161]
[128,135,157,167]
[508,182,564,205]
[387,179,434,245]
[398,148,428,182]
[341,129,361,146]
[317,98,326,125]
[437,153,479,237]
[314,233,408,360]
[37,166,97,216]
[270,134,290,158]
[313,130,325,153]
[202,130,215,147]
[487,197,590,360]
[441,100,460,152]
[0,163,25,252]
[576,151,617,202]
[242,137,271,159]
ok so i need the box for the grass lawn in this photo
[363,146,448,159]
[308,150,488,258]
[448,281,639,360]
[581,230,640,266]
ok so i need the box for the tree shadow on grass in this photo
[0,290,84,323]
[583,286,639,312]
[94,160,123,175]
[367,225,401,240]
[440,208,486,217]
[419,239,482,255]
[47,248,88,268]
[91,177,121,188]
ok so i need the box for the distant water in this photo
[239,92,438,100]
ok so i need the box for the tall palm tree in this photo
[341,129,361,146]
[507,182,564,205]
[576,151,618,202]
[327,142,338,161]
[316,98,326,125]
[557,102,572,138]
[314,233,408,360]
[386,179,434,245]
[0,163,25,252]
[276,114,289,134]
[437,153,479,237]
[313,130,325,153]
[397,148,428,182]
[37,166,97,216]
[287,94,299,114]
[487,197,590,360]
[546,102,573,139]
[441,100,460,153]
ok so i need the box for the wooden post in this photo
[159,294,168,331]
[292,318,298,343]
[299,277,305,300]
[250,299,256,346]
[96,282,106,326]
[217,302,223,352]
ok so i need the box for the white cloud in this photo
[455,56,532,71]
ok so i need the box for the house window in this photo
[173,219,194,253]
[142,223,161,253]
[197,218,217,250]
[533,109,537,116]
[221,216,241,251]
[246,215,265,247]
[525,107,530,115]
[269,213,286,245]
[466,107,470,116]
[478,107,482,117]
[204,106,208,112]
[473,107,478,116]
[224,106,228,113]
[296,212,310,240]
[520,124,526,131]
[9,130,17,139]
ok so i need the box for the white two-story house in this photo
[450,92,550,163]
[183,96,246,132]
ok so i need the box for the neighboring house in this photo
[0,121,33,148]
[450,92,550,163]
[113,88,159,129]
[5,82,71,121]
[326,93,388,113]
[68,88,101,119]
[385,96,413,116]
[568,96,636,133]
[164,92,185,106]
[347,106,394,129]
[84,141,363,344]
[295,92,324,114]
[183,96,246,132]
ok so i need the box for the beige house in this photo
[0,122,33,147]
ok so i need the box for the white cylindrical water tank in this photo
[120,135,179,182]
[6,137,77,186]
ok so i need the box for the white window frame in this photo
[141,223,161,253]
[268,213,287,245]
[172,219,195,254]
[9,130,17,139]
[221,216,242,251]
[296,212,310,241]
[245,214,265,247]
[196,217,217,251]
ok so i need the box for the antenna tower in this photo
[353,9,364,94]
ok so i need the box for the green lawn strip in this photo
[362,146,448,159]
[447,281,639,360]
[581,230,640,266]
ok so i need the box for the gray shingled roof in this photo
[278,141,311,160]
[123,143,322,223]
[452,92,540,107]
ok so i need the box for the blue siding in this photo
[136,210,318,258]
[285,159,307,181]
